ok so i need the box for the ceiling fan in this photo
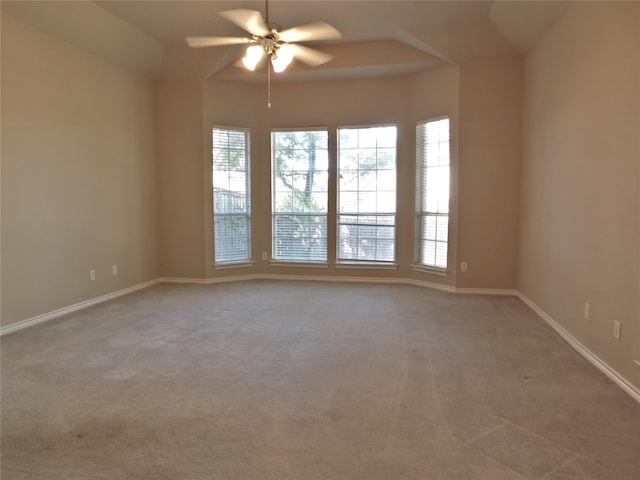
[185,0,342,74]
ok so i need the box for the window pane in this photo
[213,127,251,263]
[377,148,396,168]
[435,241,448,268]
[376,126,398,147]
[376,191,396,212]
[273,214,327,261]
[422,216,437,241]
[339,129,358,149]
[421,215,448,243]
[422,240,436,265]
[436,216,449,242]
[338,125,397,264]
[272,129,329,262]
[340,150,359,170]
[338,215,395,263]
[214,215,250,262]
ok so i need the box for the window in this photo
[272,129,329,262]
[212,127,251,264]
[416,117,450,269]
[337,126,397,264]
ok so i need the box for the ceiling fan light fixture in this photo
[242,44,264,71]
[271,44,294,73]
[186,1,341,106]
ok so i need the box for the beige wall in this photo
[458,58,522,290]
[519,1,640,388]
[1,15,158,326]
[155,81,206,279]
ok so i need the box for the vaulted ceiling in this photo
[1,1,570,82]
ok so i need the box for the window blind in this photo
[416,117,450,269]
[213,127,251,263]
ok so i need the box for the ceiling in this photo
[1,0,571,82]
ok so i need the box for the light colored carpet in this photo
[2,280,639,479]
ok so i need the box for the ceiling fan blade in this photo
[290,44,334,67]
[219,9,270,37]
[185,36,251,48]
[279,22,342,43]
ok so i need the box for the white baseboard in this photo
[0,278,162,336]
[163,274,460,293]
[4,274,636,405]
[2,274,505,336]
[162,274,270,285]
[407,278,457,293]
[455,287,518,296]
[162,274,472,294]
[517,292,640,404]
[163,274,410,285]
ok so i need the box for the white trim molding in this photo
[161,275,263,285]
[408,278,457,294]
[214,261,255,270]
[4,273,637,405]
[269,261,330,268]
[411,264,448,276]
[160,274,513,296]
[0,278,162,337]
[517,292,640,405]
[2,274,520,337]
[164,274,413,286]
[455,287,518,296]
[335,263,399,270]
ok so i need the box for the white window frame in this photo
[415,116,451,271]
[212,126,252,265]
[271,128,329,263]
[337,124,398,265]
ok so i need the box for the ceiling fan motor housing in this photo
[255,24,285,56]
[185,7,341,71]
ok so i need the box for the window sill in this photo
[269,261,329,268]
[335,262,398,270]
[411,264,448,276]
[214,261,255,270]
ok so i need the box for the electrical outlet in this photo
[262,252,268,261]
[112,264,118,275]
[460,262,468,272]
[583,303,590,320]
[613,321,621,340]
[90,270,96,281]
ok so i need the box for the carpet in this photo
[2,281,639,479]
